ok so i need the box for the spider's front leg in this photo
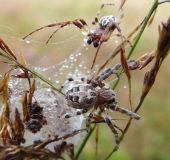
[90,59,136,87]
[23,19,89,44]
[91,22,117,69]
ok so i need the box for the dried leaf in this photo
[0,72,9,93]
[28,80,36,104]
[22,91,29,122]
[0,124,7,136]
[148,5,158,26]
[137,17,170,112]
[13,108,25,145]
[127,17,146,38]
[120,46,132,109]
[131,51,155,70]
[119,0,126,10]
[0,38,17,60]
[66,143,74,160]
[157,18,170,59]
[11,72,34,78]
[19,51,27,67]
[6,124,15,140]
[120,46,131,79]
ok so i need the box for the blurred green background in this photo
[0,0,170,160]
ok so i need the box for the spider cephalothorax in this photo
[23,4,124,69]
[63,60,140,154]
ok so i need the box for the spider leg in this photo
[23,19,89,43]
[111,34,133,47]
[46,19,89,43]
[64,107,92,119]
[114,22,124,45]
[91,42,102,69]
[59,76,87,91]
[92,3,115,26]
[78,19,90,35]
[120,7,124,20]
[59,77,74,91]
[102,111,119,152]
[46,27,63,44]
[90,60,136,87]
[90,114,124,133]
[85,108,97,128]
[23,23,61,40]
[109,104,140,120]
[91,21,122,69]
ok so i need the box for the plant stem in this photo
[74,124,97,160]
[119,0,159,143]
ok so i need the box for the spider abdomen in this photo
[99,15,117,29]
[66,84,98,109]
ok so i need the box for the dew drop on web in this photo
[25,38,31,43]
[115,40,119,43]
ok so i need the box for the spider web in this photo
[0,0,155,156]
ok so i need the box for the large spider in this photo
[62,60,140,155]
[22,3,124,69]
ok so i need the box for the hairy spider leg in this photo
[92,3,115,26]
[90,60,136,87]
[92,63,122,85]
[101,111,119,152]
[59,77,74,91]
[91,4,126,70]
[109,104,140,120]
[64,107,92,119]
[91,42,102,69]
[45,19,90,43]
[91,22,119,69]
[59,76,88,91]
[23,19,89,44]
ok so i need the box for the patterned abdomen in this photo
[66,84,98,109]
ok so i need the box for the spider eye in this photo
[99,15,116,29]
[93,41,99,48]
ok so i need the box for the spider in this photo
[62,60,140,155]
[22,3,124,69]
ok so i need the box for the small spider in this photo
[22,3,124,69]
[62,60,140,154]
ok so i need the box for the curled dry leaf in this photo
[137,16,170,112]
[0,38,17,60]
[19,51,27,67]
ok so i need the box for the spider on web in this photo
[22,3,124,69]
[60,60,140,158]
